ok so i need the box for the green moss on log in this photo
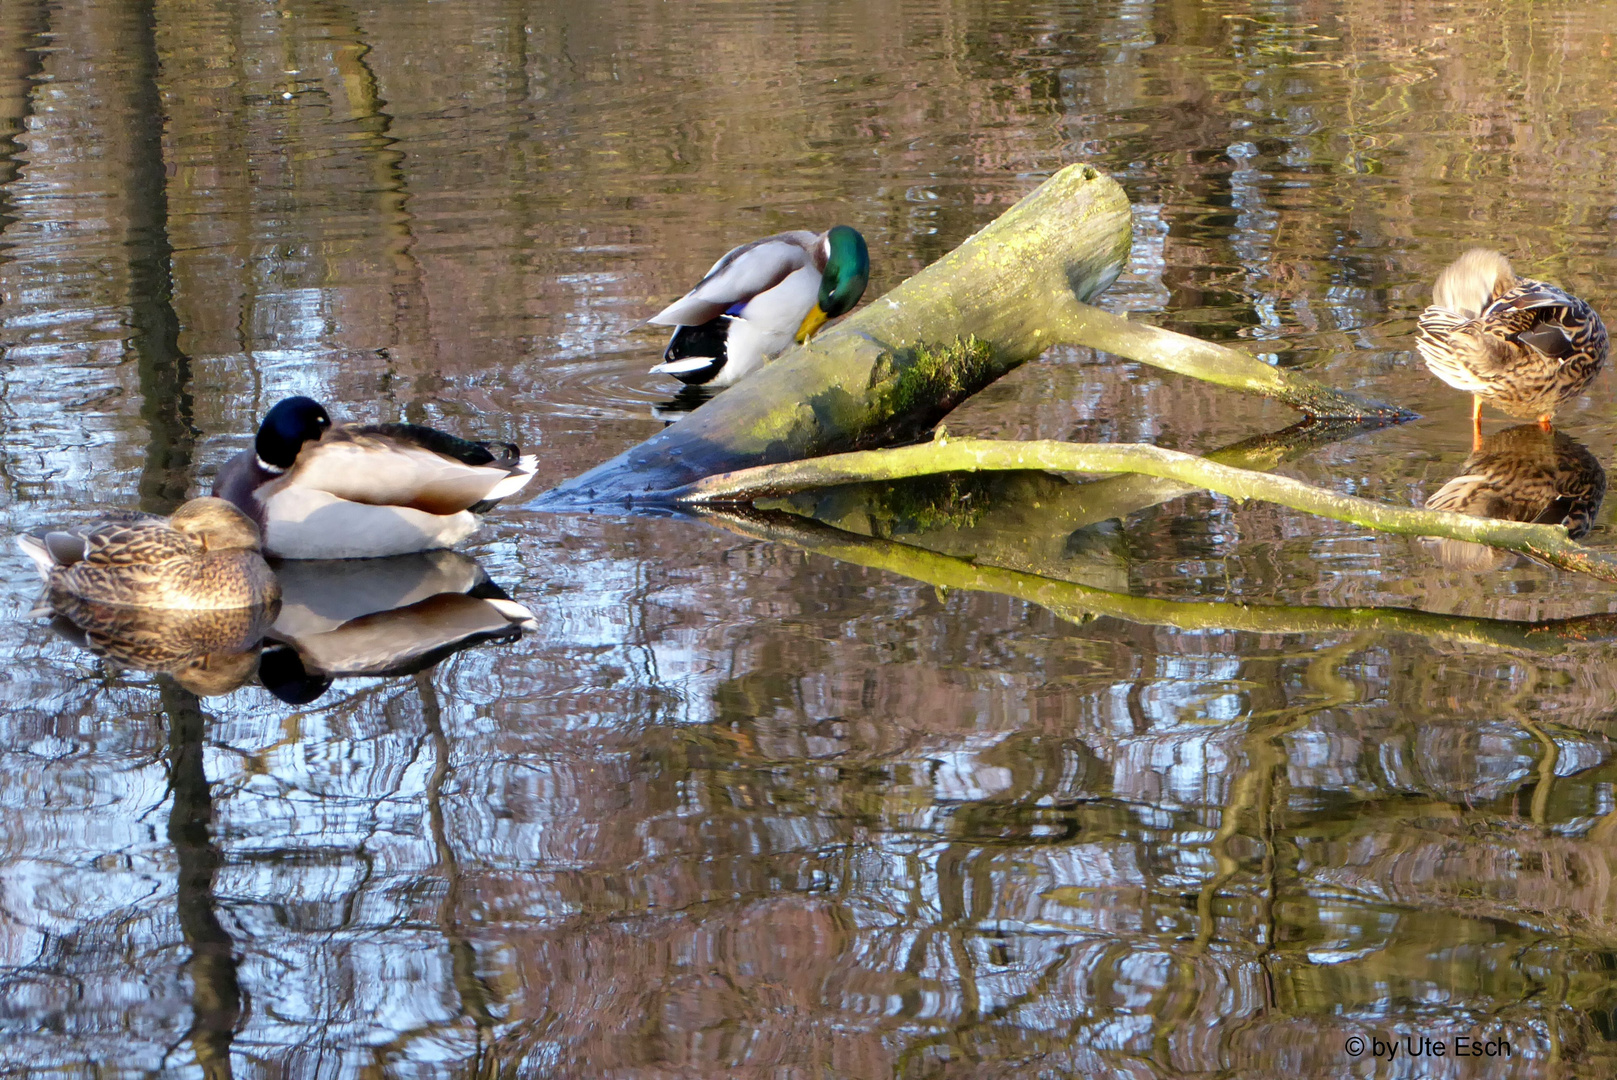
[873,336,997,416]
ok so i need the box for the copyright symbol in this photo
[1345,1036,1366,1056]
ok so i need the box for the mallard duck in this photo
[1423,423,1606,570]
[1416,249,1608,449]
[259,550,535,703]
[649,225,870,386]
[213,397,538,559]
[18,497,279,610]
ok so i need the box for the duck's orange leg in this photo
[1538,413,1553,433]
[1472,396,1484,452]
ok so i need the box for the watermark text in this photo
[1344,1034,1511,1060]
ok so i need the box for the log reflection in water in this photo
[704,506,1617,657]
[763,417,1390,589]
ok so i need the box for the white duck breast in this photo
[258,486,479,560]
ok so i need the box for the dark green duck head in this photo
[258,396,333,470]
[796,225,870,342]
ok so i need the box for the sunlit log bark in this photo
[537,164,1407,506]
[675,436,1617,583]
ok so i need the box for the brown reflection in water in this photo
[0,0,46,233]
[126,0,193,514]
[1424,424,1607,572]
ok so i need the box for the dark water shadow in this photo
[161,681,242,1080]
[126,0,195,513]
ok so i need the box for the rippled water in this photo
[5,1,1617,1076]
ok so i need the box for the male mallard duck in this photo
[213,397,538,559]
[1416,249,1608,449]
[649,225,870,386]
[18,496,279,610]
[1423,423,1606,570]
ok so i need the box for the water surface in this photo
[4,1,1617,1076]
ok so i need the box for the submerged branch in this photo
[674,436,1617,583]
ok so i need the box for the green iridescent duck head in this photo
[796,225,871,342]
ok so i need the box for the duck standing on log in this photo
[1416,248,1607,450]
[649,225,870,386]
[214,397,538,559]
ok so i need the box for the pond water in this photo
[4,0,1617,1076]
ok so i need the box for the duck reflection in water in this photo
[42,601,278,697]
[651,383,718,423]
[1423,423,1606,570]
[259,549,536,705]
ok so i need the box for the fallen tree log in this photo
[670,436,1617,583]
[536,164,1408,508]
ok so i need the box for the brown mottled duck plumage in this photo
[1422,424,1606,570]
[18,496,280,611]
[1416,249,1607,443]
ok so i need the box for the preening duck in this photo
[17,496,279,611]
[1416,249,1608,449]
[649,225,870,386]
[213,397,538,559]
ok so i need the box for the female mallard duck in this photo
[213,396,538,560]
[1416,248,1608,449]
[649,225,870,386]
[18,496,280,610]
[1423,423,1606,570]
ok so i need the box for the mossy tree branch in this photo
[1043,302,1410,422]
[672,436,1617,583]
